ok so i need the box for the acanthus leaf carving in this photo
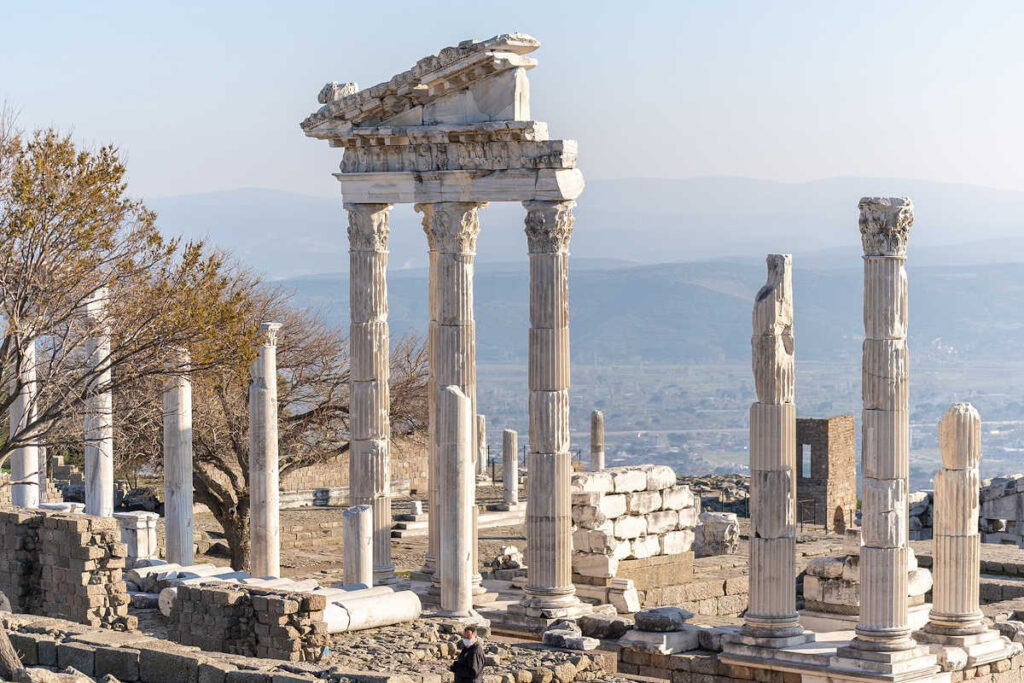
[345,203,392,252]
[859,196,914,257]
[523,200,575,254]
[415,202,484,254]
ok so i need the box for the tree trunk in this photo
[0,606,24,680]
[220,507,251,572]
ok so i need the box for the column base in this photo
[373,564,399,586]
[833,642,938,678]
[512,591,590,620]
[915,625,1015,668]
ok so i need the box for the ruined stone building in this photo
[795,414,857,533]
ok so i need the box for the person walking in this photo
[450,624,485,683]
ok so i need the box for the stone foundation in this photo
[0,508,133,630]
[168,581,329,662]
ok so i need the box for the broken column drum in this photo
[743,254,804,642]
[476,414,487,477]
[249,322,282,578]
[83,288,114,517]
[520,199,585,618]
[343,504,374,588]
[346,203,397,586]
[418,200,485,596]
[163,351,194,565]
[590,410,605,472]
[850,197,917,654]
[300,33,584,613]
[10,339,40,508]
[503,429,519,506]
[438,385,475,616]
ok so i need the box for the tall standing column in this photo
[519,200,582,617]
[476,414,487,477]
[503,429,519,507]
[850,197,916,653]
[163,350,194,565]
[917,403,1008,664]
[417,202,485,595]
[10,339,39,508]
[742,254,803,641]
[346,202,397,586]
[84,288,114,517]
[249,322,281,578]
[590,410,605,471]
[438,385,475,617]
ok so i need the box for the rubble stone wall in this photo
[0,508,132,629]
[169,581,329,662]
[795,414,857,532]
[571,465,698,580]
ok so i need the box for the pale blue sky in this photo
[3,1,1023,199]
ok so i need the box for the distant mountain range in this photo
[148,177,1024,280]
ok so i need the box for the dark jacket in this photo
[451,640,485,683]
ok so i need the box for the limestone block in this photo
[645,510,679,535]
[634,606,694,632]
[571,471,614,495]
[645,466,677,492]
[677,506,698,529]
[660,529,694,555]
[608,582,641,614]
[630,535,660,560]
[572,528,591,554]
[694,512,739,557]
[804,575,823,602]
[627,490,662,514]
[661,486,695,511]
[907,568,932,597]
[821,578,859,607]
[842,555,860,582]
[612,469,648,494]
[572,553,617,578]
[571,494,627,529]
[587,528,629,557]
[806,557,845,579]
[613,515,647,540]
[619,626,700,654]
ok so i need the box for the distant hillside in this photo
[147,177,1024,279]
[280,260,1024,364]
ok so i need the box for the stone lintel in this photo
[337,168,584,204]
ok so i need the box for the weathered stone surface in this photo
[634,607,693,632]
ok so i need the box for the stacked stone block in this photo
[0,509,132,629]
[170,582,329,662]
[694,511,740,557]
[570,465,697,579]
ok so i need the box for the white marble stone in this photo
[437,385,475,617]
[343,505,374,589]
[10,339,39,508]
[163,351,194,566]
[502,429,519,506]
[590,410,605,471]
[115,511,159,566]
[83,289,114,517]
[249,322,281,578]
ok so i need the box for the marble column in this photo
[476,414,487,477]
[503,429,519,507]
[438,385,474,617]
[249,322,281,578]
[343,504,374,589]
[163,351,194,565]
[10,339,39,508]
[519,200,582,618]
[84,289,114,517]
[742,254,804,642]
[416,201,485,595]
[917,403,1007,663]
[345,202,397,586]
[849,197,917,654]
[590,410,605,472]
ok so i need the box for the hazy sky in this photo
[4,1,1024,199]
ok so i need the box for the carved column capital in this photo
[859,197,913,257]
[415,202,484,254]
[523,200,575,254]
[345,203,392,252]
[259,322,282,347]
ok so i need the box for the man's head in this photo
[462,624,477,643]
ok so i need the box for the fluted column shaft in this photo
[744,254,802,639]
[10,339,39,508]
[476,414,487,477]
[250,322,281,577]
[346,203,396,585]
[521,200,579,612]
[438,385,474,616]
[503,429,519,506]
[84,290,114,517]
[163,352,194,565]
[417,202,484,593]
[590,410,605,471]
[928,403,984,632]
[854,197,915,652]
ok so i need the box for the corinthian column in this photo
[742,254,804,642]
[163,350,194,565]
[249,322,281,577]
[917,403,1009,664]
[518,200,583,618]
[416,202,485,596]
[10,339,39,508]
[84,288,114,517]
[346,202,396,585]
[590,410,605,471]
